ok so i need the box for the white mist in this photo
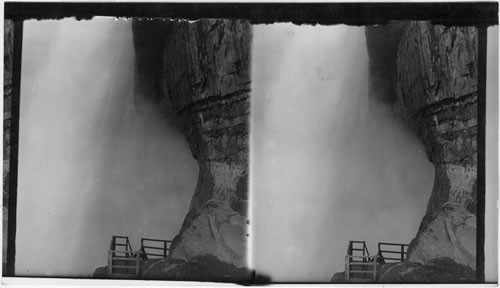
[251,24,434,282]
[17,18,198,276]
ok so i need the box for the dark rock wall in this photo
[365,21,478,269]
[378,257,476,283]
[4,20,13,209]
[395,23,478,215]
[132,19,251,268]
[3,19,14,272]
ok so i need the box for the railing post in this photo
[345,255,350,282]
[164,241,167,258]
[107,250,112,276]
[135,251,140,277]
[401,245,404,262]
[373,255,377,281]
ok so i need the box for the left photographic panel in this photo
[4,17,251,282]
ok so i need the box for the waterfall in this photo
[251,24,434,282]
[17,18,198,276]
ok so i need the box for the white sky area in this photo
[485,25,498,283]
[17,18,198,277]
[251,24,434,282]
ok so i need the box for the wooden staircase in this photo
[106,236,172,278]
[345,241,377,282]
[344,240,408,283]
[107,236,141,278]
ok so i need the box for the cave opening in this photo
[15,18,198,277]
[251,23,435,282]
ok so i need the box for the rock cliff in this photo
[365,21,478,276]
[377,257,476,282]
[3,19,14,274]
[131,18,251,275]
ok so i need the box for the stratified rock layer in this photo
[395,22,478,215]
[366,21,478,275]
[132,19,251,269]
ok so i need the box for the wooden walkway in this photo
[344,240,408,282]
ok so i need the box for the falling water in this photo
[251,24,435,282]
[17,18,198,276]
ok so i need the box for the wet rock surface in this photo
[378,257,476,283]
[3,19,14,274]
[395,22,478,216]
[142,255,251,282]
[365,21,478,281]
[330,271,345,282]
[366,21,478,216]
[93,255,252,282]
[407,202,476,269]
[132,18,251,269]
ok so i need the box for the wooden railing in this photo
[109,236,134,257]
[140,238,172,260]
[344,240,408,282]
[377,242,409,264]
[107,236,140,278]
[106,236,172,278]
[347,240,370,258]
[107,249,141,278]
[345,254,378,282]
[345,241,377,282]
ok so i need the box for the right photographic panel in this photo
[251,21,496,283]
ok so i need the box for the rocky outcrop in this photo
[330,271,345,282]
[93,255,252,282]
[367,21,478,216]
[141,255,251,282]
[365,21,478,274]
[407,202,476,269]
[394,22,478,215]
[378,257,476,283]
[132,18,251,270]
[3,19,14,273]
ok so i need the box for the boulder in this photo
[407,202,476,270]
[378,257,476,283]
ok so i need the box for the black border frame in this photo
[2,1,498,284]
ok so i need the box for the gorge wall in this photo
[132,19,251,269]
[3,19,14,274]
[365,21,478,274]
[133,19,478,281]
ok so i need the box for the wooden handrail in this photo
[140,238,171,259]
[106,236,174,278]
[377,242,408,263]
[108,236,141,278]
[108,250,141,277]
[344,240,410,282]
[348,241,369,255]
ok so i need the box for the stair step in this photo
[110,273,137,278]
[350,277,375,282]
[112,265,138,269]
[112,257,137,261]
[350,270,375,273]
